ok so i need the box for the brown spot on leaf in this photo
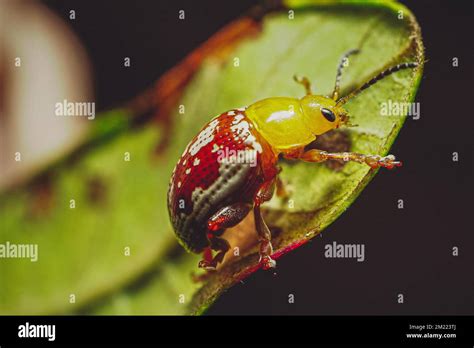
[27,173,54,219]
[306,130,352,171]
[87,176,107,206]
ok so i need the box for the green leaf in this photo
[0,0,423,315]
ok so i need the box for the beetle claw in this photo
[259,255,276,270]
[198,259,217,271]
[375,155,402,169]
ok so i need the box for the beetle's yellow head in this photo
[300,95,351,135]
[297,49,419,137]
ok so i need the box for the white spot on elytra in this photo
[227,110,236,116]
[193,158,200,166]
[230,119,262,152]
[189,119,219,156]
[245,134,263,153]
[230,120,250,137]
[178,181,182,188]
[232,114,244,125]
[182,159,187,165]
[185,168,191,175]
[211,143,220,153]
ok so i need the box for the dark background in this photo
[43,0,473,315]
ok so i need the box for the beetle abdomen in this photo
[167,109,278,253]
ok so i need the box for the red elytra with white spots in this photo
[167,109,278,261]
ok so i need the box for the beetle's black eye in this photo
[321,108,336,122]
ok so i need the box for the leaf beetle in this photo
[167,49,418,271]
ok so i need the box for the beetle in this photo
[167,49,418,271]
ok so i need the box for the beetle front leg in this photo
[275,176,290,200]
[299,149,402,169]
[254,179,277,270]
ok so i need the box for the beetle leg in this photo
[273,166,289,199]
[254,179,277,270]
[254,204,276,270]
[255,178,276,206]
[202,247,213,264]
[198,203,251,270]
[198,235,230,270]
[275,176,290,200]
[299,149,402,169]
[207,203,252,232]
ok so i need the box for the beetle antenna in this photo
[331,49,360,100]
[336,62,419,106]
